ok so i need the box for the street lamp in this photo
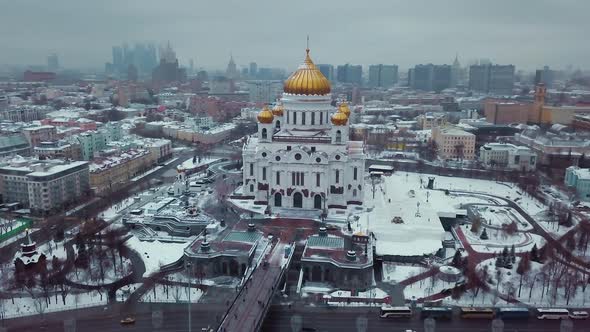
[186,262,192,332]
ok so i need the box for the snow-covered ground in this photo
[140,284,203,303]
[474,206,533,232]
[382,263,427,284]
[125,236,190,277]
[38,240,70,261]
[469,258,590,307]
[66,254,132,285]
[101,196,137,222]
[346,172,549,257]
[1,290,107,318]
[533,210,574,238]
[461,224,546,254]
[403,275,456,300]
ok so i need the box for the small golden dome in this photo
[331,111,348,126]
[272,104,284,116]
[338,102,351,118]
[283,49,331,96]
[257,106,274,124]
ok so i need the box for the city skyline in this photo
[1,0,589,71]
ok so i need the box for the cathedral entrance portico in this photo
[274,192,282,207]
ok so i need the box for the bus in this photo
[496,307,530,320]
[379,306,413,318]
[536,308,570,320]
[420,307,453,320]
[460,307,495,319]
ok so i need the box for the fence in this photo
[1,301,105,319]
[0,218,32,243]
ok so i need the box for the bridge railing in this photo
[253,241,296,332]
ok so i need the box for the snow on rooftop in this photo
[177,157,220,171]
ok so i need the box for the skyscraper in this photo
[409,64,451,92]
[152,42,186,83]
[469,64,515,95]
[368,64,398,88]
[226,55,238,79]
[451,55,462,87]
[47,54,59,71]
[317,64,334,81]
[535,66,554,88]
[336,64,362,85]
[111,43,158,77]
[112,46,123,69]
[432,65,452,92]
[249,62,258,79]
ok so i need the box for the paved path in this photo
[218,242,287,332]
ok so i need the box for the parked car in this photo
[120,317,136,325]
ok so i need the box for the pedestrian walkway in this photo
[217,242,291,332]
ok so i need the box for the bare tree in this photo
[516,254,531,298]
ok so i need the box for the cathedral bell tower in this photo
[330,103,350,145]
[257,106,274,143]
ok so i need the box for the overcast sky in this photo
[1,0,589,71]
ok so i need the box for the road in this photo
[218,242,287,332]
[261,306,590,332]
[1,303,225,332]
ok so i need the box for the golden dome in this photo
[257,106,274,124]
[338,102,351,118]
[283,49,331,96]
[272,104,284,116]
[331,111,348,126]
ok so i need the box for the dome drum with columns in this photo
[244,48,365,213]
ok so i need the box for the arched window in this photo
[276,120,281,130]
[353,189,357,197]
[336,130,342,143]
[261,128,267,139]
[353,167,358,180]
[250,184,254,192]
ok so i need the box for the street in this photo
[261,305,590,332]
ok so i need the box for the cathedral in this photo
[242,48,365,213]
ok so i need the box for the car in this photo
[569,311,589,320]
[120,317,136,325]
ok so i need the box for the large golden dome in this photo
[257,106,274,124]
[331,111,348,126]
[338,102,351,118]
[283,49,331,96]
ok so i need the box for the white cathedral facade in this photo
[242,49,365,213]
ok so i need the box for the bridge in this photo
[217,241,294,332]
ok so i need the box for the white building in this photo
[479,143,537,171]
[247,80,283,104]
[242,49,365,212]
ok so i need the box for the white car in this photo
[569,311,589,320]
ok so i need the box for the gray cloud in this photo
[1,0,588,71]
